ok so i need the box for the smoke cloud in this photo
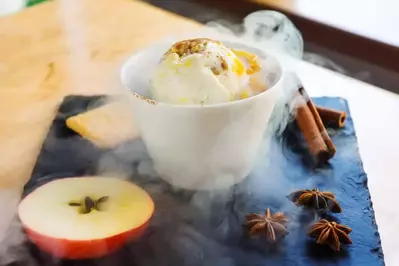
[0,10,356,266]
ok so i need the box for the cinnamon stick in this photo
[316,106,347,128]
[295,87,336,162]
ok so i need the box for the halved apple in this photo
[18,176,154,259]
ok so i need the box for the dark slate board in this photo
[7,96,384,266]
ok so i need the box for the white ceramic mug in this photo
[121,38,284,190]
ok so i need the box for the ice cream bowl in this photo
[120,38,284,190]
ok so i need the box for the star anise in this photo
[289,188,342,213]
[308,219,352,251]
[245,208,289,242]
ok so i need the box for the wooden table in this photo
[0,0,398,264]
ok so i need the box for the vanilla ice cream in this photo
[150,38,268,105]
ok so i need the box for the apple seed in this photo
[96,196,109,204]
[68,202,81,207]
[95,196,109,211]
[82,197,95,214]
[68,196,109,214]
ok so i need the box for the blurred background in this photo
[3,0,398,94]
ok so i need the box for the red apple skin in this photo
[22,219,151,259]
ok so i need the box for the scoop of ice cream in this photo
[150,38,267,105]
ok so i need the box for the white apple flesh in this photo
[18,176,154,259]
